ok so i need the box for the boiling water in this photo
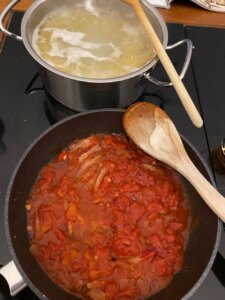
[32,0,156,79]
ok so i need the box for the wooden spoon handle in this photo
[177,156,225,222]
[128,0,203,128]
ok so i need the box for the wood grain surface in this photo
[123,102,225,223]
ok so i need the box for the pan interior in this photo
[6,110,219,300]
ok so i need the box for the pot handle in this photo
[143,39,193,87]
[0,260,27,296]
[0,0,23,41]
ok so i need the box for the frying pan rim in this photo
[4,108,222,300]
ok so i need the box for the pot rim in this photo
[20,0,168,83]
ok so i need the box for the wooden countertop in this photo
[1,0,225,45]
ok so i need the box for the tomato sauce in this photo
[26,134,190,300]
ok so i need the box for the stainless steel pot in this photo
[0,0,193,111]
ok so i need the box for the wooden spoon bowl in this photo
[123,102,225,222]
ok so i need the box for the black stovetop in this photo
[0,12,225,300]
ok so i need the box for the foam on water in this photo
[83,0,100,17]
[38,28,121,64]
[46,28,100,50]
[122,23,140,37]
[32,1,155,78]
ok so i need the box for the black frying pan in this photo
[4,109,221,300]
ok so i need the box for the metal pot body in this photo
[0,0,169,111]
[38,65,145,111]
[21,0,169,111]
[1,109,221,300]
[0,0,193,111]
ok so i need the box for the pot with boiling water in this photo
[0,0,192,111]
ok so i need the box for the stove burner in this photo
[139,91,165,109]
[24,73,43,96]
[24,73,166,124]
[44,92,78,125]
[25,73,79,124]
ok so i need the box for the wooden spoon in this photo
[122,0,203,128]
[123,102,225,222]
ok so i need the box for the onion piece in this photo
[26,203,31,211]
[94,167,108,192]
[87,288,105,300]
[87,280,105,289]
[79,144,101,163]
[77,155,101,176]
[142,163,158,172]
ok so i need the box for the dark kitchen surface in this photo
[0,12,225,299]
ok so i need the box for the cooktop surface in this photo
[0,12,225,300]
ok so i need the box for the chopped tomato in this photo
[26,134,190,300]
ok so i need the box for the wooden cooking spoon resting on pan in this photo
[123,0,203,128]
[123,102,225,222]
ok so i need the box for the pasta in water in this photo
[32,0,156,79]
